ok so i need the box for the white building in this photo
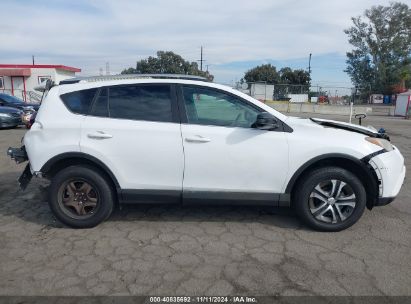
[0,64,81,102]
[250,83,274,101]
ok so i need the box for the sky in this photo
[0,0,397,89]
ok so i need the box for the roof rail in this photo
[59,74,210,85]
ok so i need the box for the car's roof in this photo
[59,74,209,85]
[57,76,223,93]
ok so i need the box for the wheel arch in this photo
[40,152,121,191]
[285,153,379,209]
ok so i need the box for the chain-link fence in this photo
[233,82,369,105]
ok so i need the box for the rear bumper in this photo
[7,146,28,163]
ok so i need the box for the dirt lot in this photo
[0,114,410,296]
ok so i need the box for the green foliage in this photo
[345,2,411,94]
[121,51,214,81]
[243,64,280,84]
[279,67,311,85]
[243,64,310,85]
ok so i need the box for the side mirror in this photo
[252,112,279,131]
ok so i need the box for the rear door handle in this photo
[185,135,211,143]
[87,131,113,139]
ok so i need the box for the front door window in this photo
[182,85,261,128]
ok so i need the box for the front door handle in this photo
[185,135,211,143]
[87,131,113,139]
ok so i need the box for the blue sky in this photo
[0,0,393,88]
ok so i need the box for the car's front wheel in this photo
[294,167,366,232]
[48,165,114,228]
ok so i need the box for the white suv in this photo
[7,75,406,231]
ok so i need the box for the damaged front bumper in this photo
[7,146,32,190]
[365,146,406,207]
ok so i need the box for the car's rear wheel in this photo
[294,167,366,232]
[48,166,114,228]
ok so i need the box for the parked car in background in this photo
[0,93,40,111]
[0,106,22,128]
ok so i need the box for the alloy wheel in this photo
[57,179,99,219]
[308,179,356,224]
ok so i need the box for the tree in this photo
[243,64,311,99]
[121,51,214,81]
[345,2,411,95]
[243,64,280,84]
[243,64,311,85]
[399,65,411,90]
[279,67,311,85]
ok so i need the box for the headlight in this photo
[365,137,393,151]
[0,113,11,118]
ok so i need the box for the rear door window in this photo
[90,87,109,117]
[107,84,173,122]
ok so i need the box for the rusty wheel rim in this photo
[57,179,99,219]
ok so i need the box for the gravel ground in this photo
[0,114,410,296]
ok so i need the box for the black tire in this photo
[293,167,366,232]
[48,165,114,228]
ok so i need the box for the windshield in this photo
[0,94,23,104]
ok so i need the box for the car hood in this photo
[285,117,389,140]
[0,106,22,114]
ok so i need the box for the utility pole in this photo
[200,46,203,71]
[308,53,312,75]
[198,46,205,71]
[105,62,110,75]
[32,55,35,65]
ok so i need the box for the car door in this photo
[80,83,184,203]
[178,85,290,205]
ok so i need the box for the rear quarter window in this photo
[60,88,98,115]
